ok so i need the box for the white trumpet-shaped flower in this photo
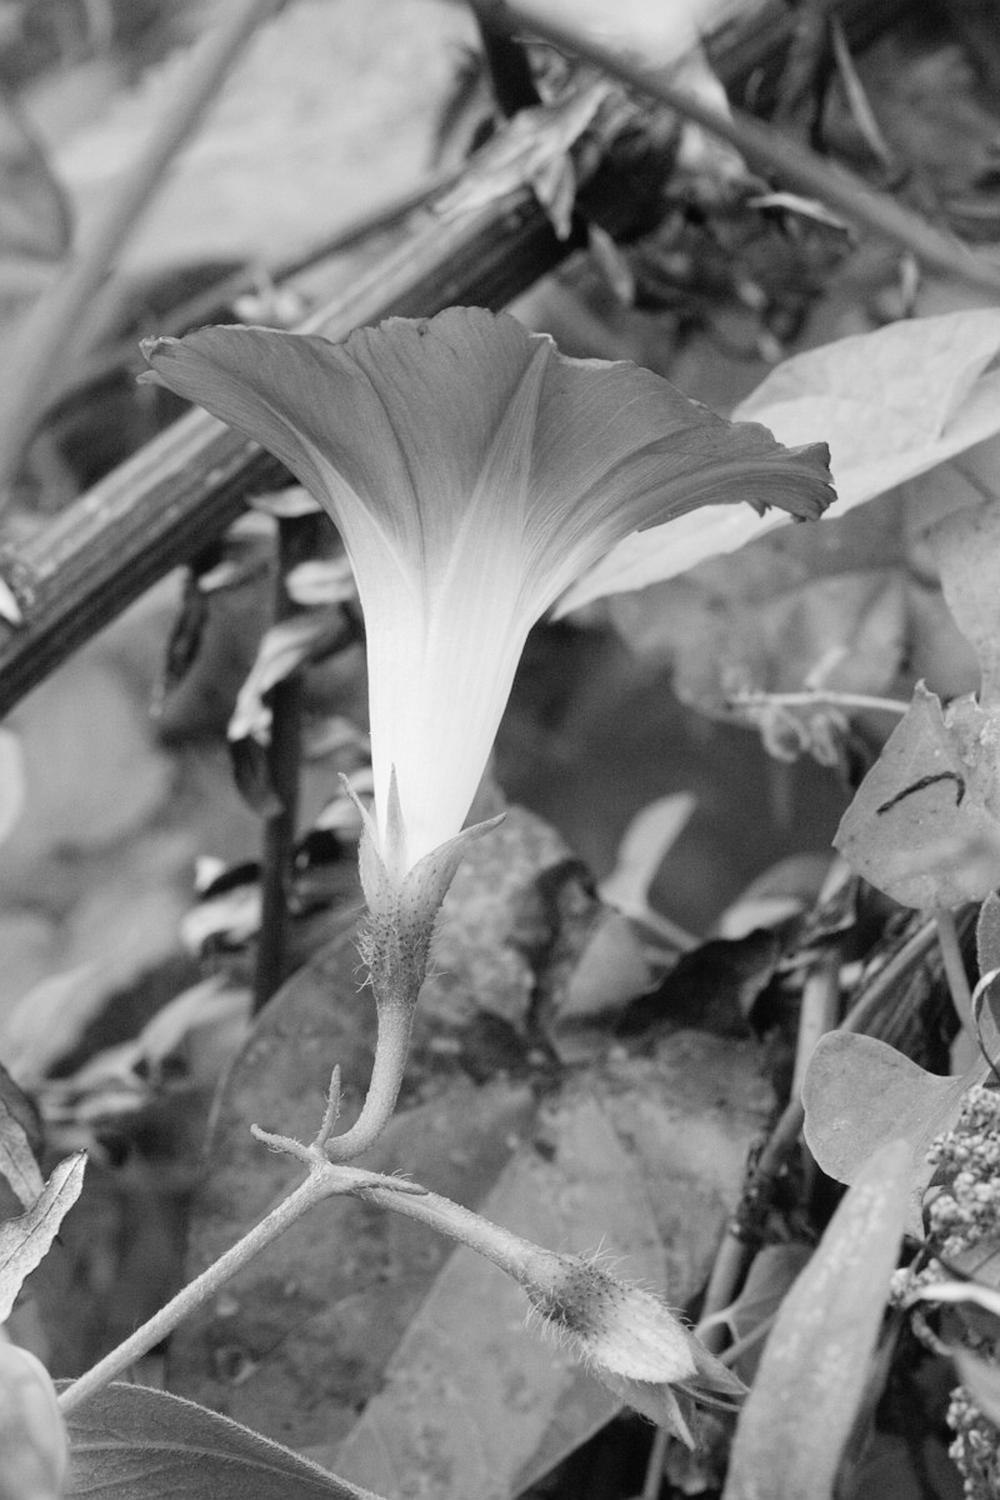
[144,308,831,883]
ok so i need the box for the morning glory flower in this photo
[143,307,832,901]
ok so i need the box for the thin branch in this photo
[58,1168,333,1415]
[0,0,282,493]
[731,689,909,717]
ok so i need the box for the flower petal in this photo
[143,308,833,867]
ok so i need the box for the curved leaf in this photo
[723,1139,910,1500]
[65,1385,381,1500]
[801,1030,991,1235]
[0,1153,85,1321]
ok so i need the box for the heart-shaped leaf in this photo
[835,683,1000,908]
[801,1030,991,1235]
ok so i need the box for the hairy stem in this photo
[57,1170,333,1415]
[322,997,418,1162]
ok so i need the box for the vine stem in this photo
[323,997,418,1162]
[57,1168,334,1416]
[731,690,908,717]
[55,1149,552,1416]
[0,0,281,492]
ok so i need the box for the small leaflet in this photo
[0,1153,85,1322]
[0,1099,43,1211]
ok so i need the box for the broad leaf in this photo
[333,1093,666,1496]
[606,491,918,724]
[723,1139,911,1500]
[835,683,1000,908]
[562,308,1000,610]
[0,1153,85,1320]
[64,1384,379,1500]
[801,1031,992,1235]
[334,1033,771,1498]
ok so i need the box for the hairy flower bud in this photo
[521,1248,745,1445]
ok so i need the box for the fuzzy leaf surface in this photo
[64,1384,380,1500]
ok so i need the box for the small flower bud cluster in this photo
[926,1087,1000,1260]
[947,1385,1000,1500]
[919,1087,1000,1499]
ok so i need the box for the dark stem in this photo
[253,511,321,1010]
[475,10,541,116]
